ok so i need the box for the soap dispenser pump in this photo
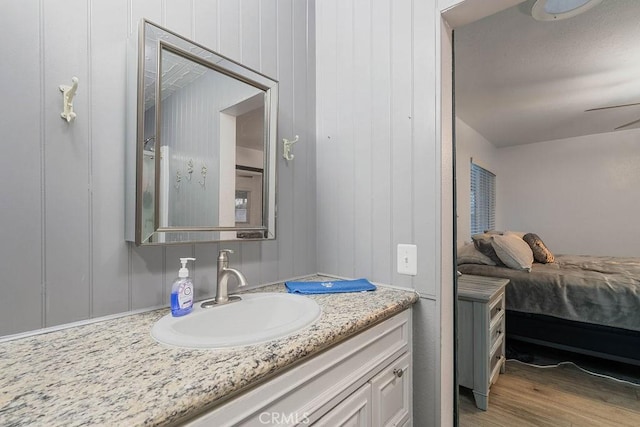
[170,257,196,317]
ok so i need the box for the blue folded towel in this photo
[285,278,376,294]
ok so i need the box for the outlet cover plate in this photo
[397,244,417,276]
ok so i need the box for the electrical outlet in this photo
[397,244,417,276]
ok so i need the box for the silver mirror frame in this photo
[125,19,278,245]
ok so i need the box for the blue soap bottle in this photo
[170,257,196,317]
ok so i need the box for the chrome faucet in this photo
[202,249,247,308]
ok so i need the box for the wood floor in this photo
[459,360,640,426]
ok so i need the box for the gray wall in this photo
[0,0,316,337]
[315,0,438,296]
[315,1,444,425]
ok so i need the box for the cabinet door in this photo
[370,352,411,427]
[313,383,371,427]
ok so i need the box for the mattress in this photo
[457,255,640,332]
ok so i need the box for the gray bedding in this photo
[457,255,640,332]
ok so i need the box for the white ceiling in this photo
[454,0,640,147]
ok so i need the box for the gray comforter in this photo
[457,255,640,332]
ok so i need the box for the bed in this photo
[457,235,640,366]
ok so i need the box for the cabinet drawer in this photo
[489,313,505,349]
[313,383,371,427]
[489,340,505,385]
[488,293,505,321]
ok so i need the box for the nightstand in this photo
[457,274,509,410]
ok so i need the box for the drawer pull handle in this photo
[393,368,404,378]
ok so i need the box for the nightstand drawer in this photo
[489,314,505,349]
[489,294,505,321]
[490,342,505,385]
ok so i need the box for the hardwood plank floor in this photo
[459,360,640,426]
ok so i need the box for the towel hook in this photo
[282,135,299,161]
[59,77,79,123]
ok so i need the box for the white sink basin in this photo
[151,293,322,349]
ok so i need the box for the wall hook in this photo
[186,159,194,181]
[282,135,299,161]
[59,77,79,123]
[175,170,182,190]
[199,165,208,188]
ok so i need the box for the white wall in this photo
[0,0,316,337]
[496,128,640,257]
[316,1,450,425]
[455,118,499,247]
[455,117,640,257]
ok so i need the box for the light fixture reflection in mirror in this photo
[125,19,278,245]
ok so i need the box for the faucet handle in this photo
[218,249,234,261]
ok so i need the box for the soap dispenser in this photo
[170,257,196,317]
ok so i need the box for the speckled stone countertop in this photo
[0,276,418,426]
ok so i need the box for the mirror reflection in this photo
[127,20,278,245]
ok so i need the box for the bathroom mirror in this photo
[126,19,278,245]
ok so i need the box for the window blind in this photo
[470,163,495,235]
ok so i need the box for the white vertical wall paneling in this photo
[193,0,218,48]
[390,0,414,288]
[130,0,162,34]
[305,0,318,277]
[412,300,439,424]
[162,0,195,308]
[44,0,91,327]
[276,0,295,278]
[129,0,165,312]
[260,0,278,78]
[219,0,242,62]
[166,0,194,39]
[315,0,339,274]
[215,0,241,286]
[335,0,356,278]
[0,0,316,337]
[241,0,261,70]
[237,0,263,286]
[352,0,373,278]
[257,0,279,284]
[90,0,130,317]
[292,0,312,276]
[411,2,439,424]
[413,2,438,298]
[316,1,445,424]
[192,1,221,301]
[370,0,393,284]
[0,0,43,334]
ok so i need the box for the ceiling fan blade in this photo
[585,102,640,112]
[615,117,640,130]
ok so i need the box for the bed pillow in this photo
[457,243,497,266]
[523,233,555,263]
[505,230,527,238]
[472,233,505,266]
[483,229,504,235]
[491,234,534,271]
[483,230,527,238]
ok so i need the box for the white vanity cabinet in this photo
[314,351,411,427]
[184,309,413,427]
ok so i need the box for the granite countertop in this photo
[0,276,418,426]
